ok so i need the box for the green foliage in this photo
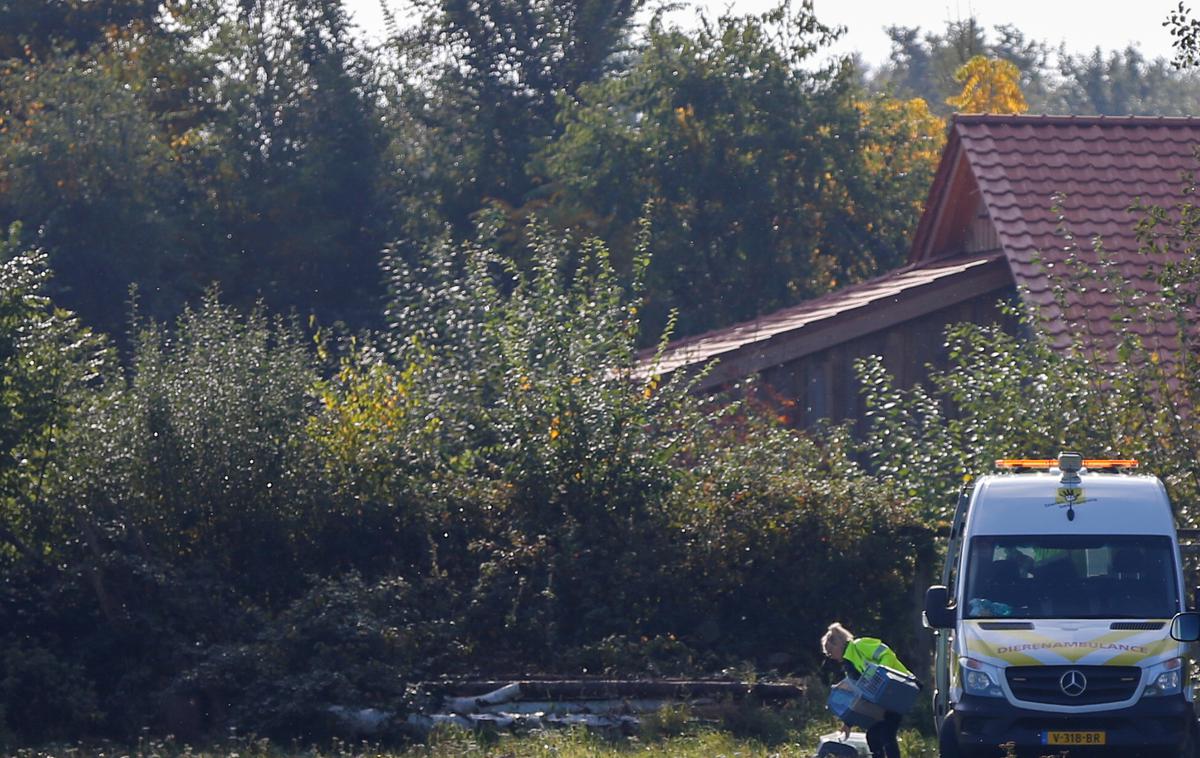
[1168,1,1200,68]
[873,18,992,110]
[91,294,321,592]
[0,0,166,60]
[0,53,195,331]
[0,216,934,747]
[860,197,1200,521]
[379,217,701,653]
[666,420,932,667]
[541,1,938,340]
[872,16,1200,116]
[0,225,109,563]
[177,572,459,740]
[385,0,643,236]
[194,0,390,326]
[0,0,391,334]
[1053,46,1200,116]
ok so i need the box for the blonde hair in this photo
[820,622,854,657]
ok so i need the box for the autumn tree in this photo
[872,17,989,109]
[946,55,1028,113]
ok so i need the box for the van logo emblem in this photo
[1060,670,1087,697]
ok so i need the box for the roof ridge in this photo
[635,252,1004,365]
[953,113,1200,127]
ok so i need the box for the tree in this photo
[0,54,198,332]
[871,18,989,111]
[1167,0,1200,68]
[946,55,1028,113]
[385,0,644,236]
[0,226,109,566]
[0,0,166,60]
[195,0,390,327]
[870,17,1200,117]
[1053,45,1200,115]
[538,2,943,340]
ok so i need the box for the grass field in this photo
[3,727,941,758]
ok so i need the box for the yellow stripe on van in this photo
[962,624,1174,666]
[963,634,1042,666]
[1106,638,1177,666]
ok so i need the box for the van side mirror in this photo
[1171,612,1200,642]
[924,585,956,629]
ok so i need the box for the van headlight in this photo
[1144,658,1184,697]
[961,657,1004,697]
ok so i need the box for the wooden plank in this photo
[422,679,805,701]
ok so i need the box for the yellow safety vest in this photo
[844,637,912,677]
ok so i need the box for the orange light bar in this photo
[1082,459,1139,469]
[995,459,1138,469]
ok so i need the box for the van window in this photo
[963,535,1178,619]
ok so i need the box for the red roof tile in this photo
[920,114,1200,372]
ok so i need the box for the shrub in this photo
[859,195,1200,522]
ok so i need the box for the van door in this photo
[933,485,972,728]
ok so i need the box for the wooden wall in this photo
[756,284,1019,430]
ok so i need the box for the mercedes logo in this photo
[1060,670,1088,697]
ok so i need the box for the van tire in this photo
[937,719,961,758]
[1183,719,1200,758]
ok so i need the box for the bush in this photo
[859,194,1200,522]
[0,218,942,744]
[664,419,934,671]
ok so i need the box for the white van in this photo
[924,453,1200,757]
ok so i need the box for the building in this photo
[639,114,1200,426]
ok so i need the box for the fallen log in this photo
[475,698,690,715]
[445,682,523,713]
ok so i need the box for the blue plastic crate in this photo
[827,679,885,728]
[858,663,920,714]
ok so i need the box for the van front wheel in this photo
[1183,719,1200,758]
[937,719,961,758]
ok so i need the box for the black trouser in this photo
[865,710,902,758]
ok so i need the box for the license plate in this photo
[1042,731,1107,746]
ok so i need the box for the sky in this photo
[341,0,1185,70]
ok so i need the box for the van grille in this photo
[1005,665,1141,705]
[1109,621,1164,630]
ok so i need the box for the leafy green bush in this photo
[664,420,933,670]
[0,218,938,745]
[859,196,1200,522]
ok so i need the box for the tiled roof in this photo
[637,252,1009,384]
[947,114,1200,364]
[642,114,1200,384]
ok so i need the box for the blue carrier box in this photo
[827,679,885,728]
[858,663,920,714]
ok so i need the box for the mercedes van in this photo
[924,453,1200,757]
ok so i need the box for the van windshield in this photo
[963,535,1179,619]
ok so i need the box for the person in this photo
[821,621,912,758]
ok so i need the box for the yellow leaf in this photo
[946,56,1028,114]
